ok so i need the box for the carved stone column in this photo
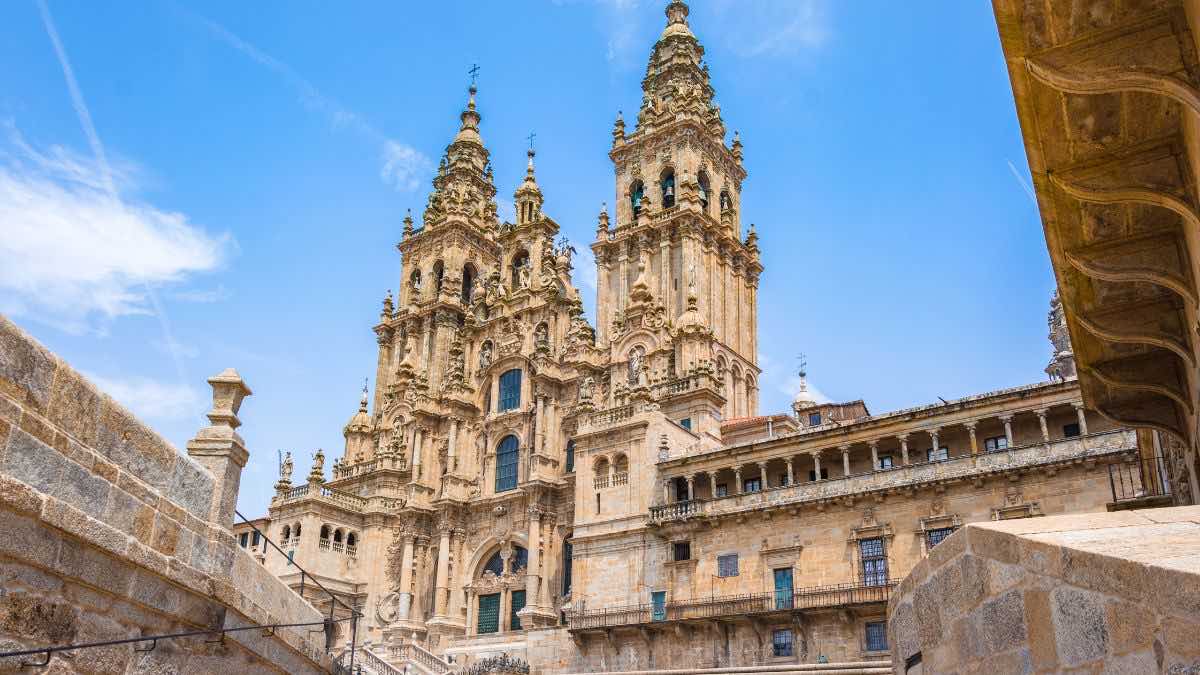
[965,421,979,455]
[525,506,542,607]
[434,525,453,618]
[840,445,851,476]
[733,465,744,493]
[685,474,696,501]
[999,414,1014,447]
[447,418,460,471]
[785,458,794,485]
[898,433,910,466]
[1035,408,1050,443]
[1074,404,1088,435]
[412,427,424,475]
[812,451,823,480]
[869,441,880,471]
[757,462,768,489]
[397,533,416,621]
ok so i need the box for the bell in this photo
[665,185,674,197]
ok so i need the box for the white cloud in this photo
[186,9,432,193]
[779,374,831,405]
[0,128,229,333]
[171,285,231,303]
[152,337,200,360]
[85,372,202,421]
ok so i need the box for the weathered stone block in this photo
[167,456,214,521]
[55,538,134,598]
[976,589,1028,657]
[1104,598,1155,656]
[0,592,77,644]
[0,317,56,412]
[0,509,59,568]
[41,496,129,559]
[1051,586,1108,667]
[95,398,177,492]
[45,366,103,449]
[2,427,67,494]
[0,474,43,515]
[150,513,182,557]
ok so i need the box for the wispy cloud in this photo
[85,372,202,421]
[171,285,231,303]
[184,9,432,192]
[711,0,830,58]
[0,126,228,334]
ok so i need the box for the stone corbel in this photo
[1026,56,1200,118]
[1073,304,1194,370]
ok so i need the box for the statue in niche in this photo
[628,347,645,385]
[518,263,531,290]
[479,341,493,371]
[579,376,594,404]
[534,323,550,351]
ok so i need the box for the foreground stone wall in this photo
[887,507,1200,674]
[0,315,330,674]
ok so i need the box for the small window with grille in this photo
[673,541,691,562]
[865,621,888,652]
[772,629,794,657]
[859,538,888,586]
[717,553,739,577]
[926,527,956,549]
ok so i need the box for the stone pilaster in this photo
[186,368,252,529]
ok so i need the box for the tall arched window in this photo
[495,435,519,492]
[498,368,522,412]
[661,170,676,209]
[630,180,645,218]
[433,260,445,296]
[484,550,505,576]
[565,439,575,473]
[462,263,477,304]
[698,171,711,211]
[410,270,422,295]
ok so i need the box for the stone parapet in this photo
[887,506,1200,673]
[0,314,331,673]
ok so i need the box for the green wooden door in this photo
[478,593,500,634]
[510,590,526,630]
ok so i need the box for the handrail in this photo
[567,579,898,631]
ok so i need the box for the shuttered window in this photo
[510,590,526,630]
[496,435,519,492]
[498,369,522,412]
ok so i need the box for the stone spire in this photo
[514,148,544,224]
[421,84,500,232]
[636,0,721,134]
[1045,290,1077,382]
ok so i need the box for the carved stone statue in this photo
[308,448,325,483]
[534,323,550,351]
[628,347,644,385]
[479,341,493,370]
[579,376,594,403]
[518,264,531,290]
[280,451,293,483]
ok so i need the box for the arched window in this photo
[594,456,610,481]
[433,260,445,296]
[630,180,645,218]
[565,439,575,473]
[462,263,477,304]
[347,532,357,548]
[293,524,301,538]
[661,169,676,209]
[333,529,343,544]
[495,435,519,492]
[281,525,291,541]
[320,525,330,541]
[511,251,529,289]
[410,269,422,294]
[698,171,711,211]
[512,546,528,572]
[613,453,629,479]
[484,551,505,577]
[498,368,522,412]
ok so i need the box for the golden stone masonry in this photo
[2,1,1199,674]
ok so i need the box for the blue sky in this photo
[0,1,1050,516]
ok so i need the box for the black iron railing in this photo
[567,579,897,630]
[1109,455,1171,503]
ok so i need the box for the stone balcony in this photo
[649,429,1136,525]
[274,483,402,514]
[568,579,898,632]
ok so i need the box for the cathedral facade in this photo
[236,3,1163,672]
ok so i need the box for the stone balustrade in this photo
[277,483,369,513]
[651,430,1136,524]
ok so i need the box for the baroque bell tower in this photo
[593,0,762,422]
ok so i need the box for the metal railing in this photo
[1109,455,1171,503]
[567,579,897,630]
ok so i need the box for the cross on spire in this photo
[526,131,536,151]
[797,353,808,379]
[468,63,481,86]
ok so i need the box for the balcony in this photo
[568,579,898,631]
[1108,455,1173,509]
[276,483,369,512]
[651,429,1136,525]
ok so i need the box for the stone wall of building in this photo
[887,506,1200,674]
[0,315,331,674]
